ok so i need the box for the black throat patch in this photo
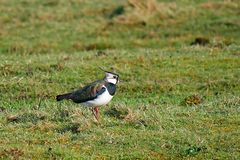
[104,82,117,96]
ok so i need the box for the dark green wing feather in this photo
[64,80,105,103]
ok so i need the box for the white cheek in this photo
[107,78,117,84]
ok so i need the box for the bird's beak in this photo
[118,79,125,83]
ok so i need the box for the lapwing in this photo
[56,68,119,121]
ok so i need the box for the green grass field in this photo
[0,0,240,159]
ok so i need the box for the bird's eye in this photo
[113,76,117,78]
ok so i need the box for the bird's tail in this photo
[56,93,71,101]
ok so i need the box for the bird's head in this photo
[104,71,119,84]
[99,67,119,84]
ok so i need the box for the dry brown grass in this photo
[115,0,177,25]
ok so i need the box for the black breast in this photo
[105,82,117,96]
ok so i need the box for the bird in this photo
[56,67,119,121]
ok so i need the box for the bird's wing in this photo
[69,80,105,103]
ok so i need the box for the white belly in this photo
[83,87,113,107]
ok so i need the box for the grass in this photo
[0,0,240,159]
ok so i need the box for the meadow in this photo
[0,0,240,159]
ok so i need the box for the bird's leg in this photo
[95,106,100,120]
[94,106,99,120]
[91,106,99,121]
